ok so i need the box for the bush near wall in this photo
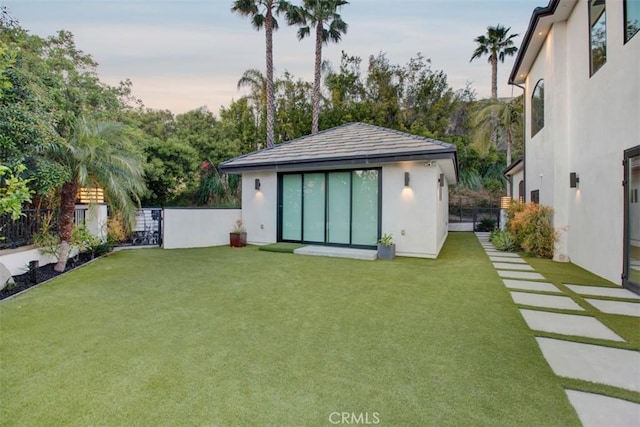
[504,201,557,259]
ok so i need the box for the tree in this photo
[0,163,31,220]
[231,0,292,148]
[237,68,267,144]
[288,0,348,133]
[470,24,518,99]
[470,95,523,167]
[44,117,146,272]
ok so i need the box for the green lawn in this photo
[0,233,581,426]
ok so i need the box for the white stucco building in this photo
[509,0,640,292]
[220,122,458,258]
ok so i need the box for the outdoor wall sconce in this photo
[569,172,579,188]
[255,178,261,191]
[439,173,444,187]
[404,172,410,187]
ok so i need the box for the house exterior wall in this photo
[238,160,450,258]
[241,172,278,245]
[523,1,640,283]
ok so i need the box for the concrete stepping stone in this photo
[493,262,535,271]
[489,256,526,263]
[519,309,624,341]
[565,390,640,427]
[503,279,560,293]
[536,338,640,392]
[510,292,584,310]
[485,251,521,258]
[498,270,546,281]
[585,299,640,317]
[565,284,640,300]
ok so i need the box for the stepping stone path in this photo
[475,233,640,425]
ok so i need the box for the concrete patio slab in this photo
[498,270,546,280]
[502,279,560,293]
[493,262,535,271]
[489,256,527,263]
[585,299,640,317]
[294,246,377,261]
[510,292,584,310]
[565,390,640,427]
[565,284,640,300]
[536,338,640,392]
[519,309,624,341]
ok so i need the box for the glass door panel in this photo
[327,172,351,244]
[303,173,325,242]
[351,170,379,245]
[282,174,302,241]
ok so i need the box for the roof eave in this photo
[509,0,577,86]
[220,149,457,175]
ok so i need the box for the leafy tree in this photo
[470,24,518,99]
[288,0,348,133]
[0,163,32,220]
[219,97,259,153]
[470,95,523,166]
[43,117,146,272]
[237,68,267,145]
[231,0,292,148]
[274,71,313,141]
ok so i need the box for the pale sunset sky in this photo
[3,0,544,114]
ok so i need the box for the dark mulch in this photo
[1,253,94,301]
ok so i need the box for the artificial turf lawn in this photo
[0,233,581,426]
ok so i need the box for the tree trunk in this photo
[54,181,78,272]
[312,21,323,134]
[491,55,498,99]
[265,8,275,148]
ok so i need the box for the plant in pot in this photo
[377,233,396,260]
[229,219,247,247]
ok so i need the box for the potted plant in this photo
[377,233,396,260]
[229,219,247,247]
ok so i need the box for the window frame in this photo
[531,79,545,137]
[624,0,640,43]
[589,0,607,76]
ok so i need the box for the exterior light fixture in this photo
[439,173,444,187]
[500,196,512,209]
[569,172,579,188]
[255,178,261,191]
[404,172,410,187]
[77,187,105,204]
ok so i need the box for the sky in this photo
[3,0,544,115]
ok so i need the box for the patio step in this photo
[293,245,378,261]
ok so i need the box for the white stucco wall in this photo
[241,172,278,245]
[237,160,452,258]
[524,1,640,283]
[381,161,447,258]
[162,208,242,249]
[76,204,108,241]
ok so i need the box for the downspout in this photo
[512,82,526,202]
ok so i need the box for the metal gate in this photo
[131,208,162,246]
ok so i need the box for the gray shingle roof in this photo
[220,122,457,174]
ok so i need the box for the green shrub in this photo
[33,213,60,258]
[507,202,557,258]
[72,225,102,257]
[475,218,497,232]
[490,230,516,252]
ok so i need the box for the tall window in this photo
[625,0,640,42]
[531,79,544,137]
[589,0,607,75]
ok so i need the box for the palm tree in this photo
[288,0,348,134]
[471,96,523,167]
[45,117,146,271]
[470,24,518,99]
[232,0,291,148]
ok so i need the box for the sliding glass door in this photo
[278,169,380,248]
[624,147,640,292]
